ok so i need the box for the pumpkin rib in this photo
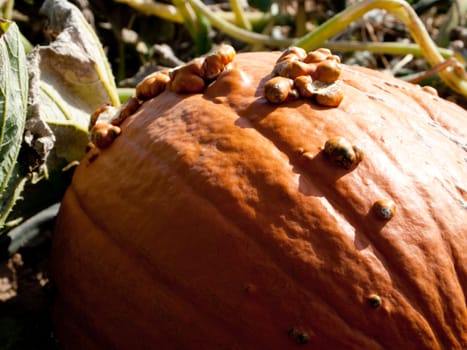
[143,54,463,348]
[343,66,467,142]
[52,50,467,349]
[372,122,467,335]
[147,158,390,349]
[73,131,369,348]
[95,178,390,348]
[231,96,447,345]
[106,93,421,348]
[125,104,392,349]
[348,127,466,339]
[57,187,267,349]
[418,190,467,343]
[362,179,467,348]
[133,85,452,348]
[54,298,107,350]
[330,107,466,349]
[451,248,467,307]
[53,189,137,350]
[214,56,466,348]
[342,67,467,167]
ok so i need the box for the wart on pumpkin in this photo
[313,82,344,107]
[86,44,240,153]
[323,136,364,170]
[202,43,236,79]
[294,75,314,98]
[372,199,397,220]
[86,96,141,153]
[274,59,317,80]
[312,60,342,83]
[276,46,307,63]
[265,46,345,107]
[303,48,335,63]
[368,294,383,308]
[110,96,141,126]
[89,123,121,150]
[136,70,171,100]
[288,327,310,345]
[169,58,207,94]
[168,44,237,94]
[263,76,297,104]
[135,44,237,100]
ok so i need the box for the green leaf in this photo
[3,0,121,232]
[25,0,120,176]
[0,21,29,230]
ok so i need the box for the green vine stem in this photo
[230,0,252,30]
[115,0,467,96]
[113,0,269,26]
[190,0,467,96]
[295,0,307,37]
[325,41,456,60]
[3,0,14,20]
[173,0,197,34]
[114,0,183,23]
[186,0,292,46]
[172,0,212,54]
[294,0,467,96]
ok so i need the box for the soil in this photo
[0,237,57,349]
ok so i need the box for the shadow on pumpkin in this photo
[203,84,392,252]
[295,151,392,252]
[348,203,395,252]
[296,151,353,190]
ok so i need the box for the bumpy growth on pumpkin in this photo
[52,46,467,350]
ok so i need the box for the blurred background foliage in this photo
[4,0,466,105]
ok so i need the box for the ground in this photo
[0,237,57,349]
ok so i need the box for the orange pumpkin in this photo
[52,50,467,349]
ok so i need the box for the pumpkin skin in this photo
[51,51,467,350]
